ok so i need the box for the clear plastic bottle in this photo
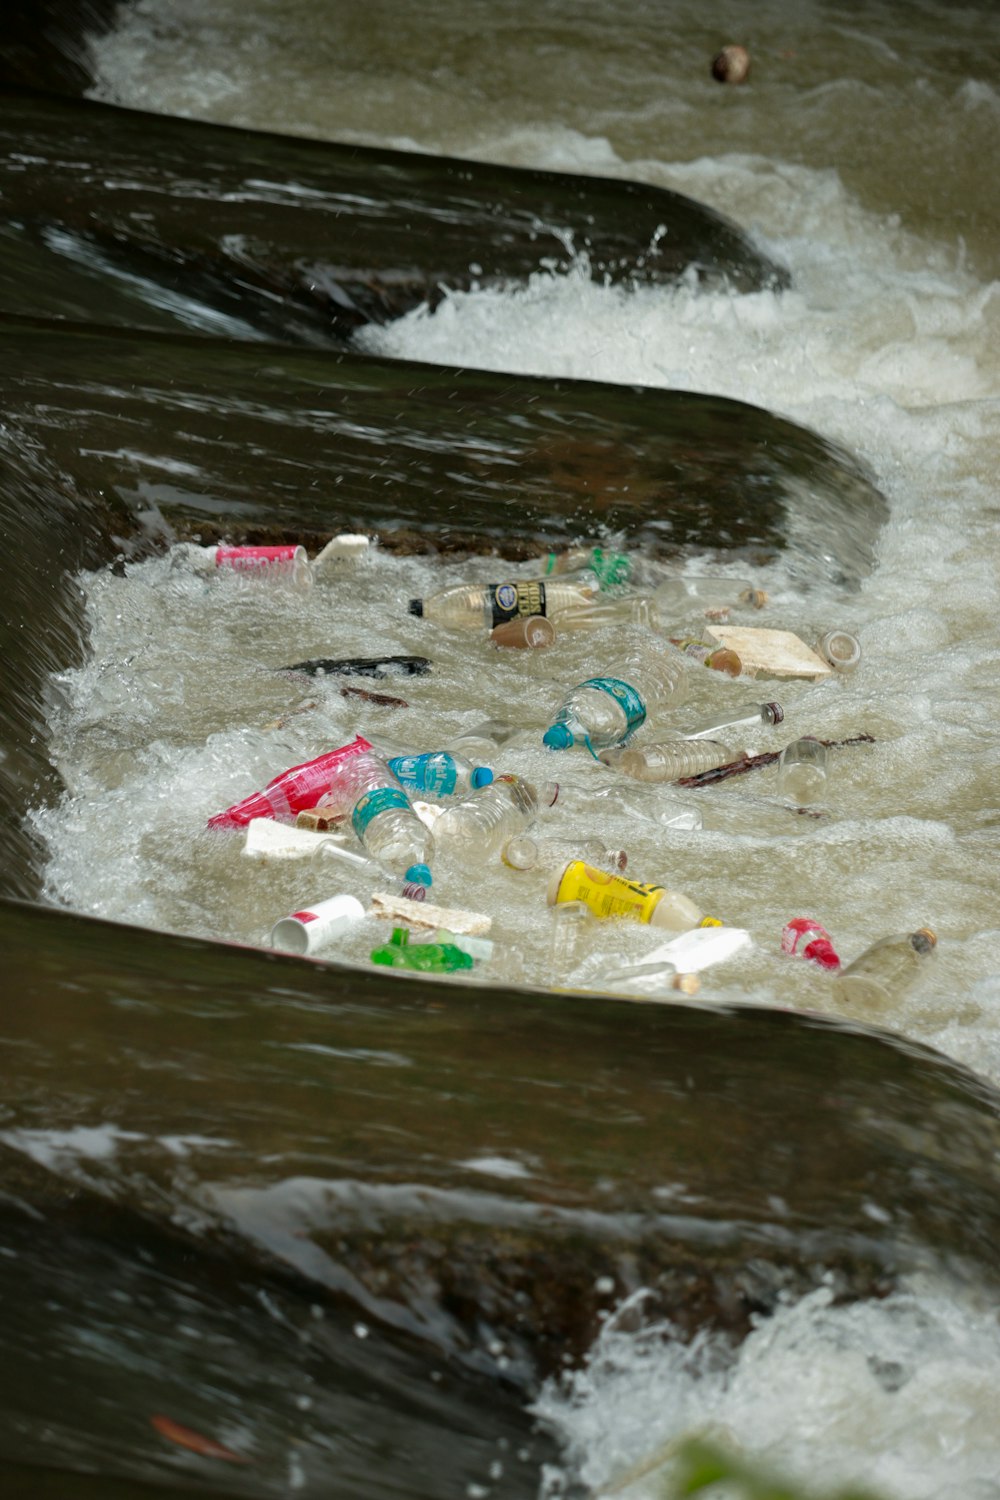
[551,581,766,635]
[599,738,735,783]
[387,751,494,799]
[407,577,597,631]
[432,773,539,862]
[327,751,434,886]
[539,778,703,831]
[816,630,862,673]
[668,637,743,676]
[542,635,688,752]
[315,839,428,901]
[502,832,627,873]
[832,928,937,1012]
[673,701,784,741]
[446,719,522,760]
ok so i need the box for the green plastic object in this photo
[370,927,474,973]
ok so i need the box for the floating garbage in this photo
[282,654,431,679]
[208,734,373,829]
[703,625,832,679]
[542,638,687,752]
[333,751,435,886]
[210,543,313,586]
[369,891,492,936]
[669,636,743,675]
[243,817,342,862]
[270,892,365,955]
[833,928,937,1012]
[781,917,841,971]
[598,738,735,782]
[408,576,595,630]
[816,629,862,672]
[776,735,829,807]
[502,832,627,873]
[370,926,474,973]
[386,751,494,798]
[540,778,703,831]
[433,773,540,862]
[547,859,717,932]
[490,616,556,648]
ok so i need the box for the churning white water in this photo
[32,1,1000,1494]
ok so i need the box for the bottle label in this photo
[352,785,410,839]
[551,861,664,924]
[579,677,646,736]
[591,548,632,589]
[388,753,458,796]
[489,580,547,627]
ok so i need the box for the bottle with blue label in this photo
[542,635,688,754]
[387,751,494,799]
[329,750,434,887]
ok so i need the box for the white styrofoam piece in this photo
[643,925,753,972]
[242,817,342,861]
[369,892,492,935]
[704,625,833,679]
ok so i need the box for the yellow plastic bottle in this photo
[546,860,716,932]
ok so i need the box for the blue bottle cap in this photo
[405,863,433,887]
[471,766,494,788]
[543,722,573,750]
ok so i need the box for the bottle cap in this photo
[912,927,937,953]
[405,863,433,887]
[764,702,784,725]
[803,937,841,971]
[407,598,424,617]
[543,722,573,750]
[470,766,495,789]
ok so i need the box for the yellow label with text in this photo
[549,861,667,924]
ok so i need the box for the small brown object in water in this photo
[711,44,751,84]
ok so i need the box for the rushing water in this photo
[6,1,1000,1496]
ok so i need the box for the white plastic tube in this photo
[270,893,365,955]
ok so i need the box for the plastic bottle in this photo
[327,751,434,886]
[204,543,313,586]
[653,576,767,617]
[598,738,735,783]
[207,733,373,829]
[432,773,539,862]
[387,752,494,799]
[816,630,862,673]
[781,917,841,971]
[668,637,743,676]
[407,576,597,631]
[370,927,474,973]
[315,840,428,901]
[446,719,522,760]
[540,778,703,831]
[551,583,765,635]
[547,860,716,932]
[832,928,937,1011]
[502,832,627,873]
[548,900,591,982]
[672,701,784,741]
[776,736,828,807]
[539,544,633,590]
[542,635,688,753]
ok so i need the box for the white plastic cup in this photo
[270,893,364,955]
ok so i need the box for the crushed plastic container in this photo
[540,778,703,831]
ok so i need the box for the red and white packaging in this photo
[208,733,373,830]
[270,893,364,955]
[781,916,841,971]
[213,544,312,586]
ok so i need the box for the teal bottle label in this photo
[388,753,458,796]
[581,676,646,735]
[489,580,546,627]
[352,785,409,838]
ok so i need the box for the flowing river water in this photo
[3,2,1000,1497]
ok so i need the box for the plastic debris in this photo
[542,638,687,752]
[370,926,474,972]
[776,736,829,807]
[208,734,373,829]
[282,654,431,678]
[270,892,365,955]
[491,615,556,648]
[781,917,841,970]
[547,860,717,932]
[243,817,342,861]
[703,625,832,679]
[816,630,862,672]
[369,892,492,936]
[833,928,937,1011]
